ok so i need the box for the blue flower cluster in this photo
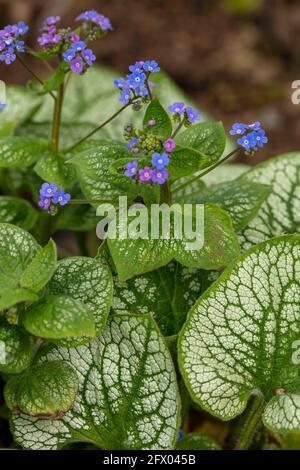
[0,22,28,64]
[63,40,96,74]
[114,60,160,105]
[76,10,112,31]
[39,183,71,213]
[168,102,201,125]
[230,121,268,153]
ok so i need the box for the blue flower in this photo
[114,77,127,89]
[129,61,145,73]
[126,137,139,149]
[52,189,71,206]
[40,182,57,198]
[76,10,112,31]
[178,429,184,442]
[38,182,70,211]
[135,86,149,98]
[251,129,268,148]
[82,48,96,66]
[143,60,160,73]
[124,160,138,177]
[14,21,29,36]
[168,102,185,115]
[63,48,76,62]
[186,106,201,124]
[229,123,248,136]
[0,47,16,64]
[38,197,52,210]
[15,40,25,52]
[247,121,261,131]
[237,133,257,152]
[71,40,86,52]
[119,89,132,104]
[128,71,146,89]
[151,152,170,170]
[152,169,169,184]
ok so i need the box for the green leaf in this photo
[0,288,39,311]
[0,137,48,168]
[174,180,271,231]
[21,295,96,340]
[179,235,300,433]
[176,122,226,166]
[177,432,221,450]
[0,121,17,137]
[5,360,78,417]
[52,204,98,232]
[0,86,41,126]
[0,322,32,373]
[238,153,300,251]
[16,121,104,150]
[20,240,57,293]
[202,163,250,186]
[46,257,113,337]
[169,146,208,180]
[33,150,76,187]
[69,140,138,200]
[143,98,172,139]
[108,204,239,280]
[0,224,40,310]
[10,315,180,450]
[0,196,38,230]
[113,262,213,336]
[43,70,65,92]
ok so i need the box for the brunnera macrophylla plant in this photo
[0,10,300,452]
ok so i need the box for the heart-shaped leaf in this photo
[0,196,38,230]
[33,150,76,188]
[108,204,239,280]
[143,98,172,139]
[46,257,113,335]
[10,315,180,450]
[169,146,208,180]
[0,322,33,373]
[0,137,48,168]
[176,122,226,166]
[21,295,95,340]
[174,180,270,231]
[69,140,138,200]
[5,360,78,417]
[0,224,40,310]
[238,152,300,250]
[179,235,300,434]
[20,239,57,293]
[113,262,214,336]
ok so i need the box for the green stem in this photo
[234,392,265,450]
[64,103,130,153]
[146,79,153,101]
[171,119,184,139]
[160,182,171,204]
[51,82,64,152]
[17,54,56,100]
[172,147,241,194]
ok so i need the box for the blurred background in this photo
[0,0,299,164]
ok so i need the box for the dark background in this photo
[0,0,300,164]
